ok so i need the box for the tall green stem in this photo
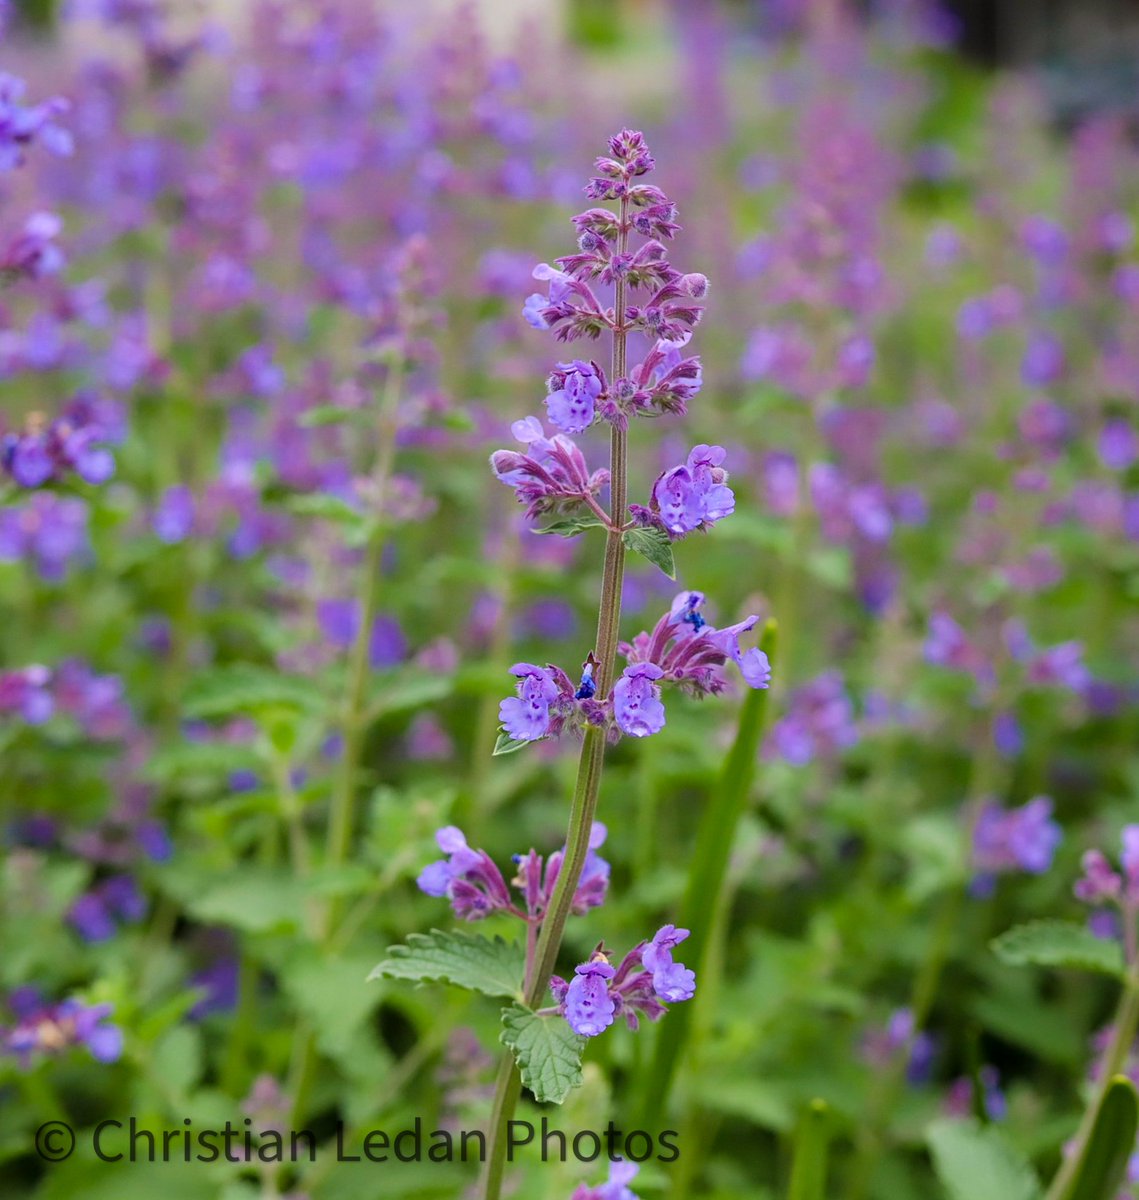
[479,196,630,1200]
[323,356,404,938]
[1045,969,1139,1200]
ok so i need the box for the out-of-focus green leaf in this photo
[927,1119,1042,1200]
[991,921,1126,979]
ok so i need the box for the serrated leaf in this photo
[369,930,524,999]
[500,1004,584,1104]
[183,665,323,720]
[991,921,1125,978]
[493,727,532,756]
[927,1118,1042,1200]
[1055,1075,1139,1200]
[622,525,676,578]
[533,516,605,537]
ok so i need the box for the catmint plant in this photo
[375,129,770,1200]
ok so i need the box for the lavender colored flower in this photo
[619,591,770,700]
[612,663,666,738]
[499,663,562,742]
[1098,420,1137,471]
[645,444,735,537]
[563,959,617,1037]
[767,671,858,766]
[1,212,65,281]
[545,360,603,434]
[551,924,696,1037]
[972,797,1061,887]
[641,924,695,1002]
[1075,827,1139,907]
[0,73,73,171]
[152,484,196,543]
[1020,331,1065,388]
[490,418,610,521]
[3,995,122,1067]
[416,826,513,921]
[0,666,54,723]
[570,1161,640,1200]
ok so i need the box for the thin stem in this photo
[1044,968,1139,1200]
[322,356,404,939]
[479,194,631,1200]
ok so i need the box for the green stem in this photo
[322,357,403,939]
[1045,970,1139,1200]
[479,193,631,1200]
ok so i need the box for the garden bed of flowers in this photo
[2,2,1139,1199]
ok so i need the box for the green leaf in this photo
[492,727,533,756]
[184,871,306,933]
[622,526,676,578]
[788,1100,830,1200]
[499,1004,584,1104]
[183,665,323,720]
[991,921,1126,979]
[1054,1075,1139,1200]
[283,493,370,529]
[298,404,354,427]
[533,516,605,537]
[637,620,778,1123]
[927,1118,1042,1200]
[369,929,524,999]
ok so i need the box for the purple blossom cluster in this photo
[971,796,1062,893]
[1,989,122,1067]
[0,660,130,736]
[1,394,118,489]
[417,823,610,923]
[570,1161,640,1200]
[765,670,858,766]
[499,591,770,744]
[0,72,72,171]
[551,925,695,1039]
[493,130,724,545]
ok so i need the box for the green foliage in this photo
[787,1100,831,1200]
[1053,1076,1139,1200]
[369,930,526,999]
[499,1004,585,1104]
[991,922,1126,979]
[927,1119,1042,1200]
[622,526,676,579]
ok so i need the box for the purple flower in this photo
[1021,331,1065,388]
[612,663,666,738]
[490,418,609,521]
[767,671,858,765]
[641,925,695,1002]
[571,1160,641,1200]
[416,827,513,921]
[1,212,65,280]
[649,444,735,537]
[553,924,695,1038]
[972,797,1061,881]
[546,360,603,434]
[153,485,196,543]
[522,263,573,330]
[0,73,72,171]
[2,995,122,1067]
[620,592,770,700]
[563,959,617,1037]
[499,663,561,742]
[1099,420,1137,472]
